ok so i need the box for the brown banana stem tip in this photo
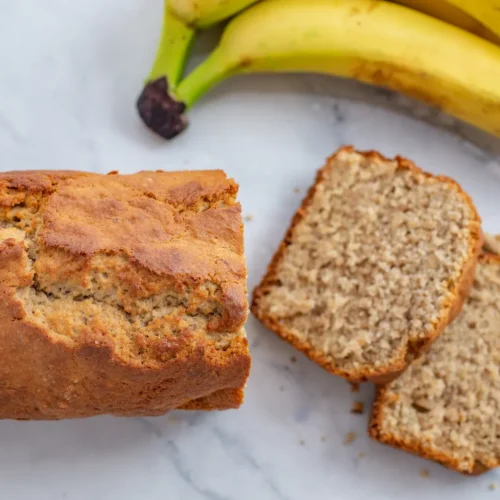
[136,77,187,140]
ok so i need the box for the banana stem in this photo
[136,48,230,140]
[136,3,196,140]
[176,50,231,107]
[148,5,195,89]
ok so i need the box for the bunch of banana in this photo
[137,0,500,140]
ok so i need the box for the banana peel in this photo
[447,0,500,40]
[170,0,261,28]
[391,0,500,44]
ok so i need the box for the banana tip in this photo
[136,77,187,140]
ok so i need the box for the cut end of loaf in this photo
[252,146,482,382]
[370,255,500,474]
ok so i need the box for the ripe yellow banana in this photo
[391,0,500,44]
[141,0,259,129]
[138,0,500,140]
[169,0,261,28]
[446,0,500,40]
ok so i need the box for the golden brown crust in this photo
[0,169,250,419]
[482,253,500,264]
[370,254,500,475]
[251,146,482,383]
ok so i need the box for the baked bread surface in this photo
[252,146,482,382]
[370,254,500,474]
[0,169,250,419]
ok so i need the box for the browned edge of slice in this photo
[179,387,245,411]
[369,253,500,476]
[251,145,483,383]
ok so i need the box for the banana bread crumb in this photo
[344,432,357,445]
[351,401,364,414]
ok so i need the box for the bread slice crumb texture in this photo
[370,256,500,474]
[252,147,482,381]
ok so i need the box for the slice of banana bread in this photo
[370,254,500,474]
[252,146,482,382]
[0,169,250,419]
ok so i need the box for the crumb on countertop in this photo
[358,452,365,459]
[294,187,300,194]
[420,469,429,479]
[321,436,327,442]
[489,483,497,491]
[344,432,356,445]
[244,215,253,222]
[290,356,297,364]
[350,383,360,393]
[299,439,305,446]
[279,385,285,392]
[351,401,364,414]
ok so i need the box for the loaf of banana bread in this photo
[0,169,250,419]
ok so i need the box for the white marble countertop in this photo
[1,1,500,499]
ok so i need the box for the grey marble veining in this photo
[0,0,500,499]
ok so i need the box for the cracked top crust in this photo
[0,170,250,419]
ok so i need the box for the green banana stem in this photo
[149,6,195,88]
[136,4,195,139]
[176,51,230,107]
[136,0,259,140]
[136,49,229,140]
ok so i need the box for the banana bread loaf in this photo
[370,254,500,474]
[0,169,250,419]
[252,146,482,382]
